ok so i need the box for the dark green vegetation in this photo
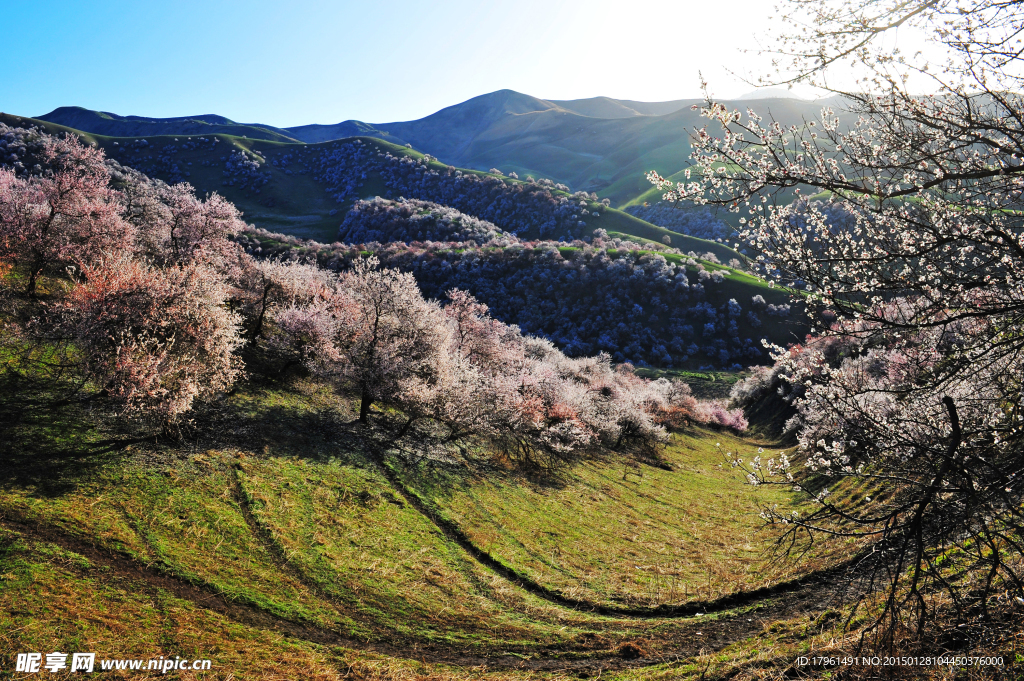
[235,226,808,368]
[34,90,840,206]
[2,111,742,257]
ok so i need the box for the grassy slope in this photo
[0,377,650,646]
[0,359,859,678]
[621,168,693,209]
[0,531,877,681]
[396,428,847,611]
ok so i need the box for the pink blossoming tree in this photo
[0,134,132,295]
[65,254,244,429]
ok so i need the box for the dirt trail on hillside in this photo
[0,506,859,674]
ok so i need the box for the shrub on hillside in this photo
[64,254,244,428]
[338,197,507,244]
[108,136,219,184]
[0,129,246,426]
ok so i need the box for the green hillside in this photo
[621,168,694,209]
[0,364,860,680]
[289,91,842,209]
[0,112,747,259]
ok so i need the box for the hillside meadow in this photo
[4,84,1022,681]
[0,366,866,680]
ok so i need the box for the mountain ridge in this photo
[36,90,839,205]
[37,106,302,143]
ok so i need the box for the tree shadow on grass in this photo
[379,427,585,508]
[189,379,574,507]
[0,367,613,506]
[0,374,146,498]
[183,377,392,474]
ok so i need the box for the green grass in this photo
[0,532,349,681]
[634,368,748,400]
[0,376,768,650]
[394,428,828,611]
[0,527,867,680]
[620,168,694,209]
[8,519,988,681]
[0,357,863,678]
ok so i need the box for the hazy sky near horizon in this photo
[2,0,924,127]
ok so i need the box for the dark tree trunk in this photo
[397,417,415,437]
[27,267,40,296]
[247,282,273,345]
[359,388,372,423]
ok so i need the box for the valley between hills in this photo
[1,85,1020,681]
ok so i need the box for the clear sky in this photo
[0,0,911,128]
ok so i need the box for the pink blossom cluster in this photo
[0,130,246,426]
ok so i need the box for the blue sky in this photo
[2,0,812,127]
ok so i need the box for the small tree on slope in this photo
[65,254,244,429]
[275,257,453,425]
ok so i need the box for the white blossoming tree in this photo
[649,0,1024,641]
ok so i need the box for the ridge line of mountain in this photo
[33,89,840,204]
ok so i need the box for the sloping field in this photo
[0,372,858,679]
[396,429,850,612]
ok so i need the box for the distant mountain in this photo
[3,111,739,259]
[284,119,406,145]
[549,96,694,118]
[737,88,806,100]
[37,106,301,143]
[33,90,840,205]
[288,90,835,205]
